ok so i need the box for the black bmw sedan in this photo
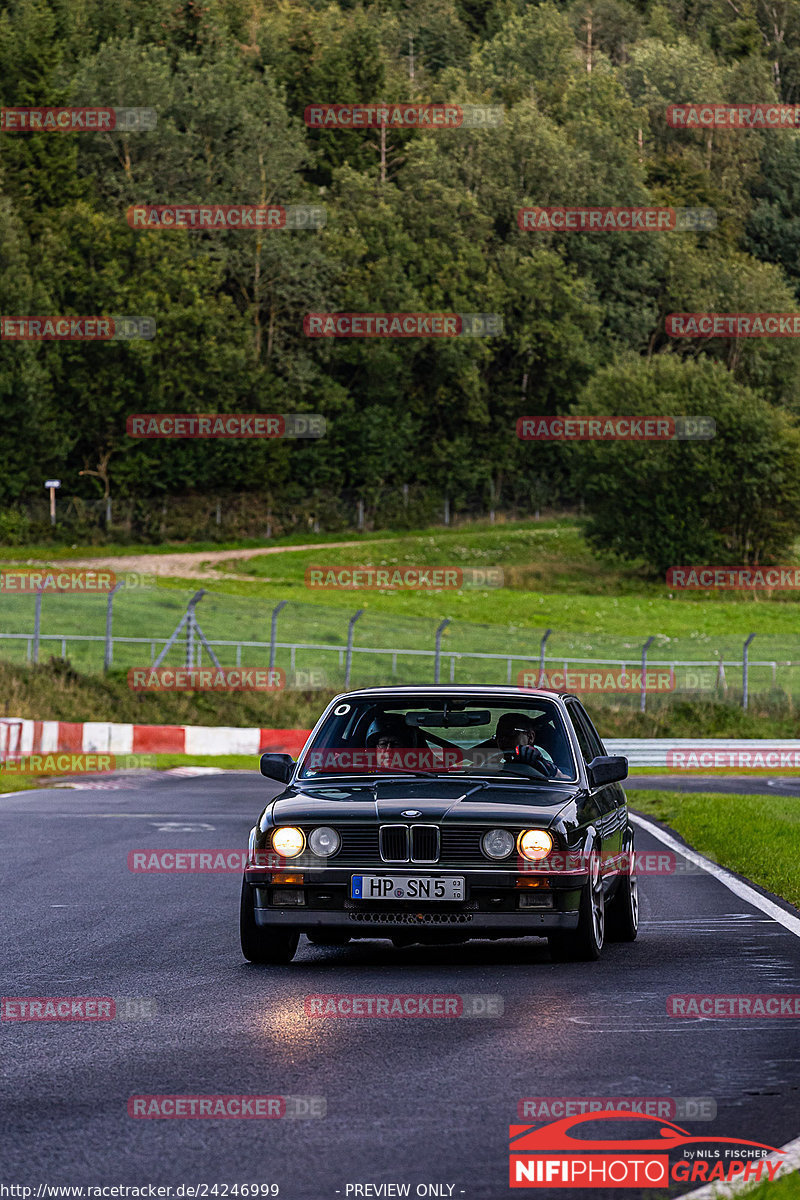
[240,686,637,964]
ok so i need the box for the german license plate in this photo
[351,875,464,901]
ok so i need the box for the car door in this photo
[565,699,625,872]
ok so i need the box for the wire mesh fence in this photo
[0,583,795,708]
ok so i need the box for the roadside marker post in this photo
[44,479,60,527]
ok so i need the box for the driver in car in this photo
[476,713,570,780]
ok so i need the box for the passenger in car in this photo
[365,713,417,750]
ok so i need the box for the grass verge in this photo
[744,1172,800,1197]
[628,789,800,908]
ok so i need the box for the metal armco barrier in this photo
[605,738,800,767]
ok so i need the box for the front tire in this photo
[548,847,605,962]
[240,880,299,964]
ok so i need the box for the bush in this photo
[0,506,32,546]
[570,355,800,574]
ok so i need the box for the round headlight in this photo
[482,828,515,860]
[271,826,305,858]
[308,826,340,857]
[518,829,554,861]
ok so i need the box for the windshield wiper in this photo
[303,769,439,779]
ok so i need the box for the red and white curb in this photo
[0,717,309,757]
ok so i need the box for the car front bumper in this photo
[254,906,580,935]
[246,863,584,936]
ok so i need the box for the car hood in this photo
[268,777,581,826]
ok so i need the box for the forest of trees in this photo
[4,0,800,564]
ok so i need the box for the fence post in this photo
[270,600,287,670]
[716,657,727,694]
[104,581,125,673]
[640,636,655,713]
[345,609,365,689]
[33,589,43,664]
[742,632,756,710]
[537,629,552,686]
[152,589,204,670]
[434,618,451,683]
[185,593,203,669]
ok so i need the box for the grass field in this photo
[3,520,800,699]
[628,789,800,907]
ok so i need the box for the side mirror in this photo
[587,755,628,787]
[259,752,295,783]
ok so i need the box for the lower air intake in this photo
[348,911,473,925]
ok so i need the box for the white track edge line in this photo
[631,813,800,937]
[631,813,800,1197]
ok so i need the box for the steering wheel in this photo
[502,745,556,779]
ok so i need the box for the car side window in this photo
[574,703,606,758]
[567,701,604,764]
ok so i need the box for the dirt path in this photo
[24,540,377,581]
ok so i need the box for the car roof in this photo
[338,686,578,702]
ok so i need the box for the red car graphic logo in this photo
[509,1112,784,1189]
[510,1110,780,1154]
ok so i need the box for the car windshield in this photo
[298,695,579,783]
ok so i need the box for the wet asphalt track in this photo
[2,771,799,1199]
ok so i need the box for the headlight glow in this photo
[308,826,341,857]
[482,828,515,859]
[271,826,305,858]
[518,829,554,861]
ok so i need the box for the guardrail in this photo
[606,738,800,767]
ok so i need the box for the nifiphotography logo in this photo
[508,1111,784,1188]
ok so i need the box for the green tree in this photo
[571,354,800,572]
